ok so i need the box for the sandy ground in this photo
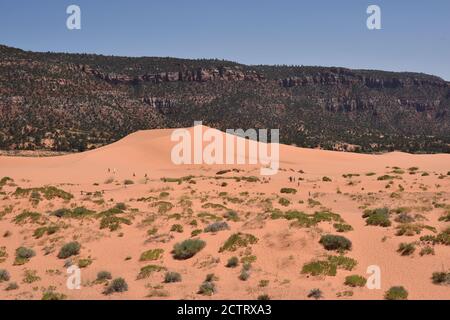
[0,126,449,300]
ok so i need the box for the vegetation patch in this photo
[431,271,450,285]
[57,242,81,259]
[164,271,182,283]
[397,243,416,256]
[219,233,258,252]
[0,269,10,282]
[204,221,229,233]
[23,270,40,284]
[319,235,352,251]
[226,256,239,268]
[104,278,128,295]
[152,201,174,214]
[344,275,367,287]
[333,223,353,233]
[363,208,391,227]
[13,186,73,201]
[198,274,217,296]
[140,249,164,261]
[42,291,67,300]
[14,211,41,224]
[14,247,35,265]
[396,223,436,236]
[53,207,95,218]
[280,188,297,194]
[137,265,166,279]
[172,239,206,260]
[278,197,291,207]
[301,255,357,276]
[0,246,8,263]
[33,225,59,239]
[384,286,408,300]
[100,215,132,231]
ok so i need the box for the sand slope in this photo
[0,126,449,300]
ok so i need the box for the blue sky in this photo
[1,0,449,79]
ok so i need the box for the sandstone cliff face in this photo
[77,64,265,85]
[279,68,447,89]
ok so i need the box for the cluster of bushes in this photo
[319,235,352,251]
[14,247,35,265]
[219,233,258,252]
[172,239,206,260]
[164,271,182,283]
[104,278,128,295]
[57,242,81,259]
[140,249,164,261]
[198,274,217,296]
[384,286,408,300]
[344,275,367,287]
[431,271,450,285]
[137,265,166,280]
[204,221,229,233]
[397,243,416,256]
[302,255,357,276]
[362,208,391,227]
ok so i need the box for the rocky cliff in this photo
[0,44,449,153]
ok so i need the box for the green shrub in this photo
[170,224,184,233]
[419,245,435,256]
[224,210,239,222]
[172,239,206,260]
[14,247,35,265]
[344,275,367,287]
[5,282,18,291]
[164,271,182,283]
[322,176,332,182]
[333,223,353,233]
[384,286,408,300]
[307,288,323,299]
[100,215,132,231]
[0,269,10,282]
[140,249,164,261]
[431,272,450,285]
[191,229,202,237]
[198,281,216,296]
[219,233,258,252]
[363,208,391,227]
[280,188,297,194]
[319,235,352,251]
[78,258,92,268]
[14,211,41,224]
[96,271,112,282]
[104,278,128,294]
[377,175,395,181]
[239,269,250,281]
[258,294,270,300]
[397,243,416,256]
[114,203,127,211]
[204,221,229,233]
[57,241,81,259]
[33,225,59,239]
[23,270,40,283]
[278,197,290,206]
[41,291,67,300]
[137,265,166,279]
[302,256,357,276]
[226,256,239,268]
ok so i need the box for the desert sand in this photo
[0,126,449,300]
